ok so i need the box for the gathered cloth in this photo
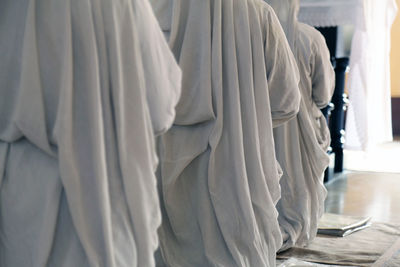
[278,222,400,267]
[151,0,301,266]
[0,0,181,266]
[264,0,335,252]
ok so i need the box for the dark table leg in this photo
[330,58,349,173]
[316,27,350,180]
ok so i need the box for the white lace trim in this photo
[298,0,364,27]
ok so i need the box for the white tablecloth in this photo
[298,0,364,28]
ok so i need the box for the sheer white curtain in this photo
[299,0,398,150]
[345,0,397,150]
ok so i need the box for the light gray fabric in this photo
[278,258,349,267]
[277,222,400,267]
[150,0,301,266]
[373,234,400,267]
[0,0,181,266]
[263,0,300,48]
[264,0,335,252]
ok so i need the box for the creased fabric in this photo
[150,0,300,266]
[264,0,335,252]
[277,222,400,267]
[0,0,181,266]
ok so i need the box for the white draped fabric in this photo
[345,0,397,150]
[151,0,301,266]
[264,0,335,251]
[298,0,398,151]
[0,0,181,266]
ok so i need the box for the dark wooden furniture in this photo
[316,27,349,182]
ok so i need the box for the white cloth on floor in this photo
[264,0,335,251]
[150,0,301,266]
[345,0,397,150]
[0,0,181,266]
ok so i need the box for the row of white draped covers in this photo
[0,0,334,267]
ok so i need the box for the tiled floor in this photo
[325,137,400,224]
[325,171,400,224]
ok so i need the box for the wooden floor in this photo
[325,171,400,223]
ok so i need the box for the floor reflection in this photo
[325,171,400,223]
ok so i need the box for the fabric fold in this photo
[264,0,335,252]
[0,0,181,266]
[151,0,300,266]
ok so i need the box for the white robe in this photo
[0,0,181,266]
[151,0,301,266]
[264,0,335,251]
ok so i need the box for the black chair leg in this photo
[324,167,330,183]
[334,149,343,173]
[330,58,349,174]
